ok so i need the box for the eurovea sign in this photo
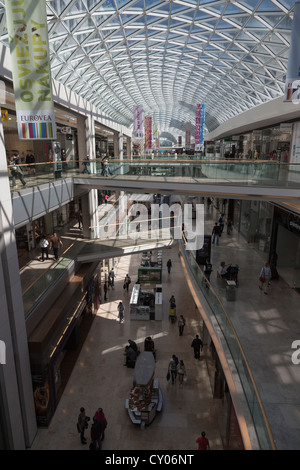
[6,0,56,140]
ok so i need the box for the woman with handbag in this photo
[259,262,271,294]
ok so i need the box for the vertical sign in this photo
[195,104,201,149]
[200,104,206,146]
[133,105,144,137]
[178,136,182,146]
[284,1,300,102]
[185,122,191,148]
[144,116,152,150]
[6,0,56,140]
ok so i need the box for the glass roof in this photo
[0,0,295,140]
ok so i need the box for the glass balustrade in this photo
[179,238,276,450]
[7,159,300,193]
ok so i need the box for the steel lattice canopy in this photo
[0,0,295,141]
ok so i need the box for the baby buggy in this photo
[225,264,239,286]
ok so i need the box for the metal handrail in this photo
[180,235,276,450]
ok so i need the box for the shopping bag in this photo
[166,371,170,381]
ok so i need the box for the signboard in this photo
[60,126,71,134]
[284,1,300,102]
[133,105,144,137]
[1,109,8,121]
[195,104,206,146]
[185,122,191,147]
[144,116,152,150]
[6,0,56,140]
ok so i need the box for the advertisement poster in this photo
[6,0,56,140]
[133,105,144,137]
[145,116,152,150]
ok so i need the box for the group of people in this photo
[124,339,139,367]
[77,406,107,449]
[81,155,113,176]
[39,232,63,262]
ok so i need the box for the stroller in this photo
[225,264,239,286]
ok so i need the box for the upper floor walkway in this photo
[8,158,300,203]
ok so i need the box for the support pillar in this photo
[0,114,37,449]
[81,189,99,239]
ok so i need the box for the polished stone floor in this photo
[27,201,300,451]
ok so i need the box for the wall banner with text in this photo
[6,0,57,140]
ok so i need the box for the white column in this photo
[81,189,99,239]
[0,115,37,448]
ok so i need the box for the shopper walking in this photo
[218,213,225,233]
[259,262,272,294]
[123,274,131,292]
[10,153,26,187]
[50,232,63,260]
[227,217,233,235]
[103,282,108,301]
[109,268,115,287]
[196,431,210,450]
[82,155,91,174]
[191,335,203,360]
[212,222,221,245]
[178,360,186,385]
[117,301,125,323]
[178,315,186,336]
[167,259,172,274]
[39,234,49,261]
[168,354,179,384]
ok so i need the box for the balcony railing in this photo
[179,236,276,450]
[6,158,300,192]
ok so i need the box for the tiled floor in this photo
[30,244,224,451]
[27,201,300,450]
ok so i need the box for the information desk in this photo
[125,352,162,427]
[130,283,163,320]
[138,266,162,283]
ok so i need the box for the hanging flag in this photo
[284,1,300,103]
[144,116,152,150]
[195,104,206,150]
[6,0,56,140]
[133,105,144,137]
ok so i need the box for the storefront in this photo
[270,206,300,288]
[237,200,273,254]
[28,262,100,426]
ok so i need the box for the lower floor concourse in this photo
[30,242,226,451]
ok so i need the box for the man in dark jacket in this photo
[90,417,103,450]
[191,335,203,360]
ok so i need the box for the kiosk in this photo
[125,352,162,427]
[130,284,163,320]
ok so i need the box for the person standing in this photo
[10,153,26,187]
[117,301,124,323]
[204,259,213,285]
[124,274,131,292]
[50,233,63,260]
[212,222,221,245]
[82,155,91,174]
[90,417,103,450]
[168,354,179,384]
[218,213,225,233]
[227,217,232,235]
[167,259,172,274]
[178,315,186,336]
[259,262,272,294]
[94,407,108,441]
[103,282,108,301]
[101,155,112,176]
[39,234,49,261]
[109,268,115,287]
[77,407,89,445]
[191,335,203,360]
[196,431,210,450]
[178,360,186,385]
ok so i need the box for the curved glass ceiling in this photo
[0,0,295,139]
